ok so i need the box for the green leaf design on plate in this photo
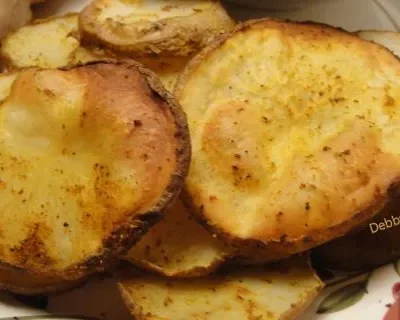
[316,282,367,314]
[395,259,400,277]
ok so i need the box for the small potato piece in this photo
[126,199,231,278]
[118,256,324,320]
[0,14,103,71]
[79,0,235,57]
[357,31,400,57]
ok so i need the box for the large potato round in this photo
[175,19,400,261]
[0,60,190,293]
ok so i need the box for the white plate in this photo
[0,0,399,319]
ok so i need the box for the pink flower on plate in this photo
[383,283,400,320]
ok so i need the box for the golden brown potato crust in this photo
[79,0,235,57]
[0,265,85,295]
[175,19,400,262]
[0,60,190,290]
[0,14,107,72]
[125,198,231,278]
[118,256,323,320]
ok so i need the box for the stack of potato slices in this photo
[2,0,400,319]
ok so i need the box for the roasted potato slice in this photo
[126,198,231,278]
[0,14,104,71]
[175,19,400,261]
[0,13,188,91]
[118,256,324,320]
[312,32,400,272]
[357,31,400,57]
[0,60,190,293]
[79,0,235,57]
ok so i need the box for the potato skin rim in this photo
[175,18,400,261]
[126,253,228,279]
[0,59,191,288]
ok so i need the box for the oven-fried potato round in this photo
[126,198,231,278]
[0,60,190,291]
[79,0,235,57]
[118,256,324,320]
[175,19,400,261]
[0,14,105,71]
[357,31,400,57]
[311,31,400,272]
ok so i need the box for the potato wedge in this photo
[118,256,324,320]
[175,19,400,261]
[357,31,400,57]
[126,198,231,278]
[79,0,235,57]
[0,60,190,293]
[0,14,104,71]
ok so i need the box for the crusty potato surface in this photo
[126,198,232,278]
[175,19,400,260]
[0,60,190,287]
[118,256,324,320]
[0,14,103,71]
[79,0,235,57]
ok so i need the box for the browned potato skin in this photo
[312,193,400,271]
[175,19,400,263]
[0,60,191,293]
[0,265,85,295]
[79,1,235,57]
[117,255,323,320]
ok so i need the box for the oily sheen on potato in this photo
[79,0,235,57]
[0,60,189,293]
[126,198,231,278]
[175,19,400,261]
[118,256,323,320]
